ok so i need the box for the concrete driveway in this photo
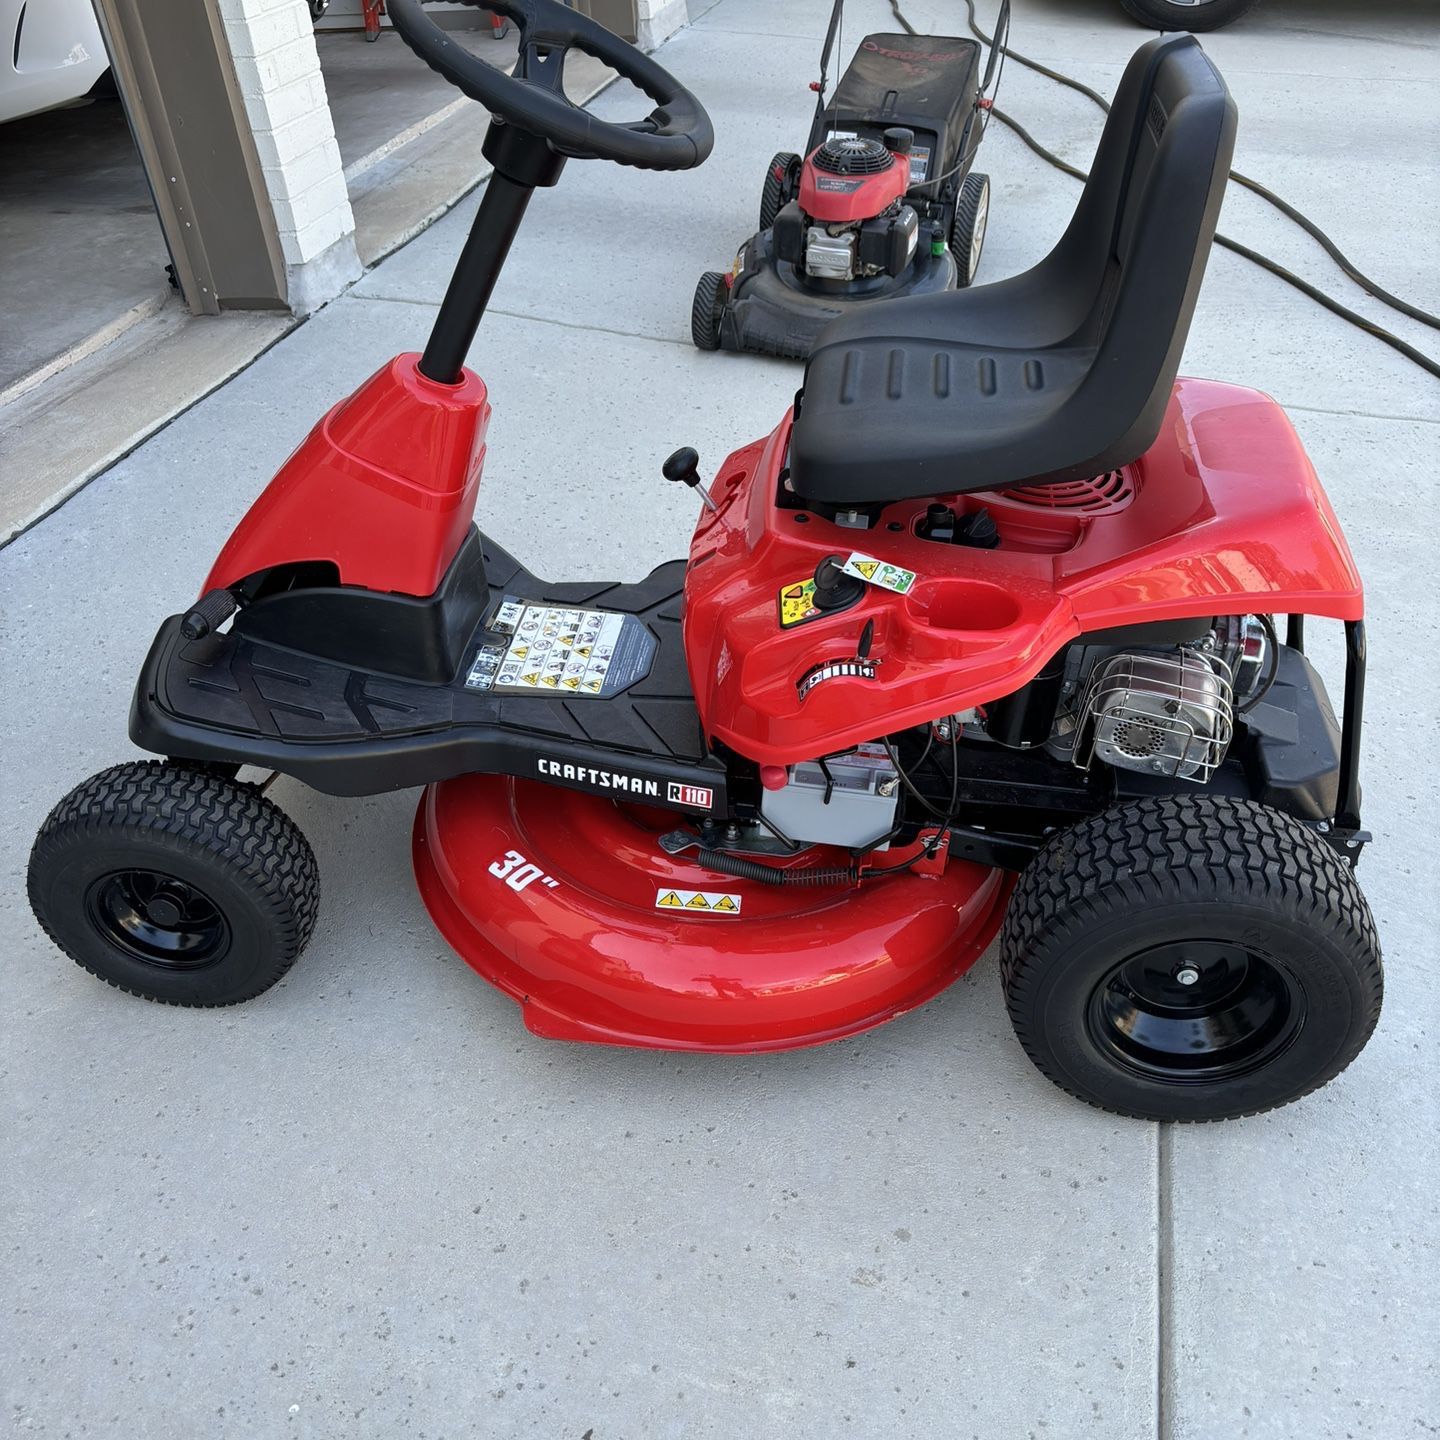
[2,1,1436,1435]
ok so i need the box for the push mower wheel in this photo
[759,151,800,232]
[28,761,321,1006]
[691,270,727,351]
[1000,795,1382,1122]
[1118,0,1259,32]
[950,172,991,287]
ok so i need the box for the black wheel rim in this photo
[85,869,230,969]
[1087,940,1305,1083]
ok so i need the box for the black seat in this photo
[789,35,1237,507]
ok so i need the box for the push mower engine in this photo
[773,134,925,285]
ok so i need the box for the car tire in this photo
[1119,0,1260,32]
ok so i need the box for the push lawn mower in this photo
[691,0,1009,360]
[29,3,1383,1123]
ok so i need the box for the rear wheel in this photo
[759,151,800,232]
[1119,0,1260,31]
[691,270,727,351]
[950,172,990,287]
[1000,795,1382,1121]
[28,761,321,1006]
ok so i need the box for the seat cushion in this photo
[790,329,1097,505]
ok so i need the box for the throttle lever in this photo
[662,447,718,513]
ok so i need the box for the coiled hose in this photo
[891,0,1440,379]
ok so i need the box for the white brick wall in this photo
[206,0,693,308]
[634,0,688,50]
[215,0,359,303]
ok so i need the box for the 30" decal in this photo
[489,849,560,893]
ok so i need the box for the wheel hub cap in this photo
[1088,940,1305,1083]
[86,869,229,968]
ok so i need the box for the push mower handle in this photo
[386,0,713,172]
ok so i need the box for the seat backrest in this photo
[786,35,1237,507]
[1034,34,1237,457]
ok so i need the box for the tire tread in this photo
[999,794,1382,1121]
[28,761,320,1006]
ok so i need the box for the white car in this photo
[1,0,110,125]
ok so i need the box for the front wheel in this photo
[1119,0,1260,31]
[950,172,990,287]
[28,761,321,1006]
[691,270,727,351]
[1000,795,1382,1121]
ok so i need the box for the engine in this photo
[775,134,922,284]
[1057,616,1269,781]
[750,618,1269,852]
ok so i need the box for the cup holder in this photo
[908,580,1021,633]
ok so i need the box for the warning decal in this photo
[656,887,743,910]
[778,577,824,628]
[655,888,743,915]
[465,597,657,698]
[463,642,508,691]
[842,554,917,595]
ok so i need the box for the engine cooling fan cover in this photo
[812,136,895,176]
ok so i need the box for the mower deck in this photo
[414,772,1013,1051]
[720,228,958,360]
[131,537,727,808]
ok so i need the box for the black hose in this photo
[888,0,1440,378]
[693,848,856,887]
[946,0,1440,334]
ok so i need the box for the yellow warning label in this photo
[778,577,823,628]
[476,597,642,699]
[842,553,917,595]
[654,888,744,916]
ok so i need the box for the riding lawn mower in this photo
[28,2,1382,1124]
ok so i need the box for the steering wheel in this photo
[386,0,713,172]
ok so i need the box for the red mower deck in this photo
[414,776,1011,1052]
